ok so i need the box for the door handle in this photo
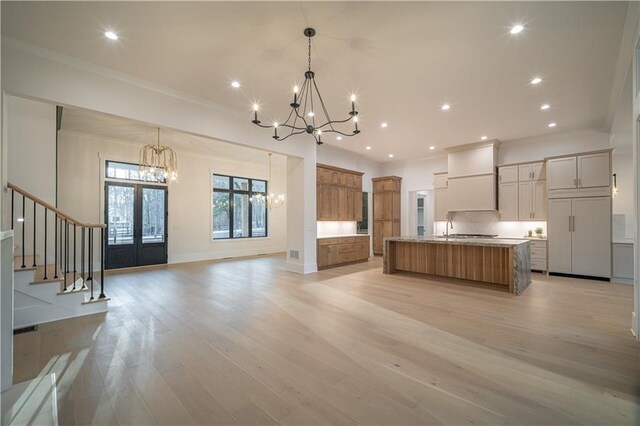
[569,216,571,232]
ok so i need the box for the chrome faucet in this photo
[445,213,453,237]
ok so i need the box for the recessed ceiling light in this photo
[429,146,435,150]
[307,111,314,117]
[231,81,240,88]
[441,104,450,111]
[104,31,118,40]
[548,122,556,128]
[366,146,372,150]
[531,77,542,85]
[381,122,388,128]
[480,136,488,140]
[336,136,342,141]
[388,154,394,158]
[540,104,550,110]
[510,24,524,35]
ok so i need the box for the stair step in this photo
[82,295,110,305]
[13,255,38,271]
[57,284,89,296]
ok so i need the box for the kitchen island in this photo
[383,236,531,294]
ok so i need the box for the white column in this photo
[285,145,317,274]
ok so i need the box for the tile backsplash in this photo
[433,211,546,238]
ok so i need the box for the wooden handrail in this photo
[7,182,106,228]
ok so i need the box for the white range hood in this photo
[445,140,499,212]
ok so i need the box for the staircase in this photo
[8,183,109,329]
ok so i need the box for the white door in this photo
[548,198,573,273]
[434,188,448,221]
[499,183,518,221]
[518,182,532,220]
[532,180,547,220]
[571,197,611,278]
[577,153,610,188]
[498,165,518,183]
[547,157,577,190]
[518,164,533,182]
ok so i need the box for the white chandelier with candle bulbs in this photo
[254,153,285,210]
[251,28,361,145]
[139,128,178,182]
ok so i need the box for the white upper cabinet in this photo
[434,188,448,221]
[499,182,519,221]
[577,152,610,188]
[433,173,448,189]
[547,151,610,192]
[518,162,546,182]
[547,156,577,190]
[498,165,518,183]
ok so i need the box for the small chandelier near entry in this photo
[255,153,285,211]
[139,128,178,182]
[251,28,361,145]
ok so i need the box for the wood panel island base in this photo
[383,237,532,295]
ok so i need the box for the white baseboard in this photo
[168,246,286,264]
[286,261,318,274]
[611,277,634,285]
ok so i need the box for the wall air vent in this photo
[289,250,300,259]
[14,325,37,335]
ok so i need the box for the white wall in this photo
[498,129,611,165]
[2,39,318,273]
[57,129,287,265]
[610,66,634,242]
[6,95,56,204]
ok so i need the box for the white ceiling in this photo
[1,1,629,162]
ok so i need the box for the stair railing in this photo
[7,182,107,301]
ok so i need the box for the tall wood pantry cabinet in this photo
[372,176,401,255]
[316,164,363,221]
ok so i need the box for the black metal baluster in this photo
[58,217,63,277]
[64,219,68,291]
[73,223,77,290]
[89,228,94,300]
[43,209,48,280]
[32,201,37,267]
[54,216,58,279]
[11,190,14,230]
[81,227,85,289]
[99,227,105,299]
[21,195,25,268]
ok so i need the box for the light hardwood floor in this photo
[12,254,640,425]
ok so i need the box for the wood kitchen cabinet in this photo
[372,176,401,255]
[316,164,364,221]
[317,235,370,269]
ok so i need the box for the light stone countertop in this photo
[384,235,529,248]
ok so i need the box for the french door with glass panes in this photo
[105,182,168,269]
